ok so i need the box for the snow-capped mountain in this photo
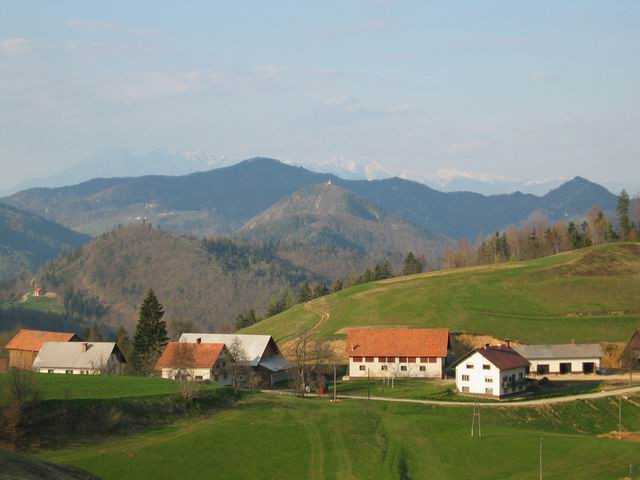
[305,156,395,180]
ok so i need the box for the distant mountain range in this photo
[2,158,618,240]
[0,203,90,282]
[5,148,636,196]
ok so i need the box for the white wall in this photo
[348,356,443,379]
[528,357,600,374]
[455,351,527,397]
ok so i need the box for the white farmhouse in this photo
[155,341,230,384]
[512,343,603,375]
[179,333,290,386]
[32,342,126,375]
[452,345,529,398]
[346,327,450,379]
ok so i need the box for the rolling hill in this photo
[238,182,448,277]
[10,223,317,333]
[242,242,640,344]
[0,203,90,282]
[3,158,618,239]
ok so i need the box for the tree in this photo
[617,189,633,240]
[266,292,292,317]
[225,337,249,393]
[374,260,393,280]
[331,279,344,292]
[284,335,336,396]
[297,282,313,303]
[81,322,103,342]
[170,342,196,381]
[171,319,194,339]
[115,325,131,365]
[236,309,258,329]
[313,284,330,298]
[131,289,169,375]
[402,252,423,276]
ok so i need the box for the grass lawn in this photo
[0,293,65,315]
[0,373,218,400]
[39,393,640,480]
[243,243,640,344]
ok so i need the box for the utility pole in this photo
[367,369,371,400]
[471,401,481,438]
[539,437,543,480]
[619,395,624,440]
[333,363,337,403]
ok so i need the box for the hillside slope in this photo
[4,159,617,239]
[0,203,90,282]
[238,182,448,277]
[242,243,640,344]
[17,224,316,332]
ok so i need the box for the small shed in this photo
[512,343,603,375]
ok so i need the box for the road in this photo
[336,385,640,408]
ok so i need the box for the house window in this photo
[407,357,416,363]
[359,365,366,371]
[462,386,469,392]
[195,376,203,380]
[485,388,493,394]
[401,366,407,371]
[353,356,363,362]
[399,357,408,363]
[461,374,470,381]
[386,357,396,363]
[65,370,73,374]
[420,357,429,363]
[466,364,474,369]
[381,365,388,371]
[485,377,493,383]
[428,357,437,363]
[365,357,374,363]
[419,366,426,372]
[483,364,491,370]
[518,372,523,379]
[47,369,54,374]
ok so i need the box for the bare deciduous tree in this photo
[285,335,336,397]
[225,337,249,392]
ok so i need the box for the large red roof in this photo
[154,342,224,370]
[346,327,449,358]
[4,329,77,352]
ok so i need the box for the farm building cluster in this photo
[3,327,640,399]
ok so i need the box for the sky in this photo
[1,1,639,190]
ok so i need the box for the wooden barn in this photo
[4,329,78,370]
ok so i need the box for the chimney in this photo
[82,342,88,352]
[484,343,490,350]
[196,337,201,345]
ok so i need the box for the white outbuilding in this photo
[32,341,126,375]
[452,345,529,398]
[512,343,603,375]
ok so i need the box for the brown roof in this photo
[4,329,77,352]
[154,342,225,370]
[346,327,449,357]
[476,346,530,370]
[626,330,640,350]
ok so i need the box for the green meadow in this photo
[243,243,640,344]
[39,392,640,480]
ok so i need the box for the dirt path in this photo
[304,298,331,337]
[335,385,640,408]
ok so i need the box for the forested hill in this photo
[0,203,90,282]
[10,224,317,332]
[238,182,448,278]
[3,158,618,239]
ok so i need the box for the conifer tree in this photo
[402,252,423,275]
[313,283,330,298]
[331,279,344,292]
[132,289,168,375]
[297,282,313,303]
[617,189,632,240]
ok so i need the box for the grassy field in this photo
[243,243,640,344]
[0,293,65,315]
[38,392,640,480]
[0,373,218,400]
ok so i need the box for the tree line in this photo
[442,190,640,268]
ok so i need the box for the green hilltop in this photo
[242,242,640,344]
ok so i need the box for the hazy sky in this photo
[1,1,639,188]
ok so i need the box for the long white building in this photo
[346,327,449,379]
[33,341,126,375]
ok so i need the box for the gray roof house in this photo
[33,342,126,375]
[179,333,290,386]
[512,343,603,375]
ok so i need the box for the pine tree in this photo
[374,260,393,280]
[236,309,258,329]
[297,282,313,303]
[617,189,632,240]
[115,325,131,358]
[266,292,292,317]
[313,284,330,298]
[402,252,423,275]
[331,279,344,292]
[132,289,168,375]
